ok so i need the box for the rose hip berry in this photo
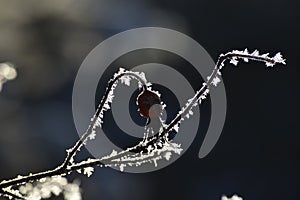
[137,89,161,118]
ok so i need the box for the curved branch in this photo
[61,69,148,169]
[0,69,149,190]
[0,50,286,198]
[132,49,286,148]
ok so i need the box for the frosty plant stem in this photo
[0,49,286,200]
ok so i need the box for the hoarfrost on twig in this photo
[0,49,286,200]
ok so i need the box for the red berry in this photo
[137,89,161,118]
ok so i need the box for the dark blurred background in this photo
[0,0,299,199]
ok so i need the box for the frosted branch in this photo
[61,68,149,170]
[0,49,286,199]
[133,49,286,148]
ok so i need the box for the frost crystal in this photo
[119,164,126,172]
[265,62,275,67]
[163,152,172,161]
[173,124,179,132]
[272,52,285,64]
[88,130,96,140]
[120,75,131,86]
[83,167,94,177]
[230,57,239,66]
[251,49,259,56]
[212,76,221,87]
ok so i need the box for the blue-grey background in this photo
[0,0,299,199]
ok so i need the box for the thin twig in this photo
[0,188,26,200]
[0,50,286,199]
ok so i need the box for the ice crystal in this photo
[273,52,285,64]
[119,75,131,86]
[230,57,239,66]
[251,49,259,56]
[173,124,180,132]
[212,76,221,87]
[88,130,96,140]
[83,167,94,177]
[163,152,172,161]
